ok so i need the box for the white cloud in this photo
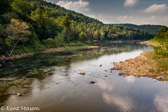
[154,91,168,112]
[117,15,133,22]
[57,0,89,12]
[88,15,96,18]
[162,16,168,26]
[124,0,138,7]
[99,15,103,18]
[150,16,156,20]
[143,4,167,13]
[103,93,135,111]
[97,80,113,91]
[125,76,136,83]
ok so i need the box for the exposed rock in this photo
[118,73,124,76]
[110,67,119,70]
[90,81,95,84]
[0,64,2,67]
[80,72,85,75]
[64,74,68,76]
[110,67,115,70]
[17,93,22,96]
[104,70,107,72]
[156,77,162,80]
[104,75,108,77]
[99,64,102,67]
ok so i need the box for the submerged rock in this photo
[64,74,68,76]
[90,81,95,84]
[80,72,85,75]
[99,64,102,67]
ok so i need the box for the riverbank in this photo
[0,40,143,62]
[116,41,168,81]
[0,45,100,62]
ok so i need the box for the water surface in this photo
[0,42,168,112]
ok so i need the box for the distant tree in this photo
[55,32,65,46]
[79,31,85,41]
[30,7,50,28]
[11,0,31,18]
[5,19,31,56]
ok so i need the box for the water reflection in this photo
[1,42,167,112]
[154,91,168,112]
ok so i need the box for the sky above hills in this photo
[46,0,168,26]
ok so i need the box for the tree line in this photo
[0,0,153,56]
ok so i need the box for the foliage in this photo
[5,19,31,55]
[113,24,163,34]
[0,0,154,56]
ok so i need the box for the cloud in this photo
[96,80,113,91]
[57,0,89,12]
[88,15,96,18]
[143,4,167,13]
[117,15,133,22]
[125,76,136,83]
[163,16,168,25]
[150,16,156,20]
[103,93,135,111]
[124,0,138,7]
[154,91,168,112]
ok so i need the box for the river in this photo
[0,42,168,112]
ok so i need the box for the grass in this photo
[146,39,162,46]
[144,51,168,73]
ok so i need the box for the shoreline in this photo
[115,49,168,81]
[0,46,101,62]
[0,40,144,62]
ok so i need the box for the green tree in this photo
[5,19,31,56]
[30,7,51,28]
[55,32,65,46]
[79,31,85,41]
[11,0,31,18]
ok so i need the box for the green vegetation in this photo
[113,24,163,34]
[0,0,153,56]
[146,26,168,56]
[144,51,168,73]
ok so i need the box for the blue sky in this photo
[46,0,168,26]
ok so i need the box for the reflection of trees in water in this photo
[70,43,147,62]
[0,43,147,105]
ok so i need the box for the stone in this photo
[17,93,22,96]
[156,77,162,80]
[80,72,85,75]
[99,64,102,67]
[90,81,95,84]
[118,73,124,76]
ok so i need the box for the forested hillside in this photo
[0,0,153,56]
[113,24,163,34]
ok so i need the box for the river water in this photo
[0,42,168,112]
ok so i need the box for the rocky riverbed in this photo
[115,51,168,81]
